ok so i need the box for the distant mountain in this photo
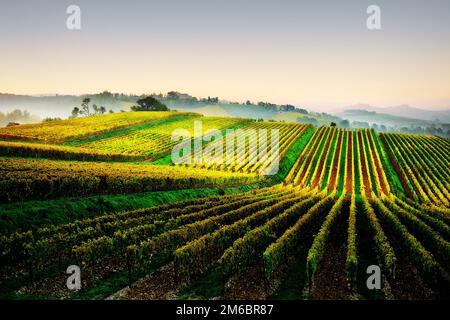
[336,109,432,128]
[341,104,450,123]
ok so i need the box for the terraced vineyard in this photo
[0,111,188,143]
[0,157,258,203]
[0,113,449,300]
[2,185,448,300]
[77,116,250,160]
[286,127,395,196]
[0,141,140,162]
[380,133,450,206]
[186,122,310,174]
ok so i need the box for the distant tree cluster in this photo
[348,120,449,137]
[0,109,40,127]
[159,91,309,114]
[130,97,169,111]
[71,98,107,118]
[200,96,219,104]
[42,117,62,122]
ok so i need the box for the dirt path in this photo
[309,199,351,299]
[297,128,327,184]
[108,263,178,300]
[367,131,388,194]
[312,129,334,188]
[358,131,371,197]
[328,130,343,191]
[222,264,267,300]
[346,131,353,193]
[17,255,126,299]
[355,201,390,299]
[378,220,436,299]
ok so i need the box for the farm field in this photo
[186,122,310,174]
[0,157,258,203]
[0,111,191,143]
[77,116,251,160]
[0,112,449,301]
[286,127,398,196]
[0,140,140,162]
[380,133,450,206]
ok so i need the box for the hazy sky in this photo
[1,0,449,111]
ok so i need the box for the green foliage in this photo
[132,195,284,272]
[373,197,439,283]
[263,192,333,280]
[370,130,405,196]
[131,97,169,111]
[277,126,316,181]
[0,141,139,162]
[0,184,258,235]
[0,157,256,203]
[0,188,281,274]
[174,188,310,283]
[382,195,450,266]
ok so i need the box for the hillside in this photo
[336,109,431,127]
[0,92,341,126]
[342,104,450,123]
[0,111,449,301]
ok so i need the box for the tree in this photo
[167,91,179,100]
[131,96,169,111]
[330,122,337,127]
[42,117,62,122]
[109,109,114,114]
[99,106,106,114]
[81,98,91,116]
[92,104,99,114]
[71,107,80,118]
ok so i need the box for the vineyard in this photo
[76,116,251,160]
[380,133,450,206]
[0,157,258,203]
[1,185,449,300]
[186,122,310,174]
[285,127,393,196]
[0,112,449,300]
[0,111,190,143]
[0,141,140,162]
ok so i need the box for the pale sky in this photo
[1,0,450,111]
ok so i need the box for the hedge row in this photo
[173,188,311,283]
